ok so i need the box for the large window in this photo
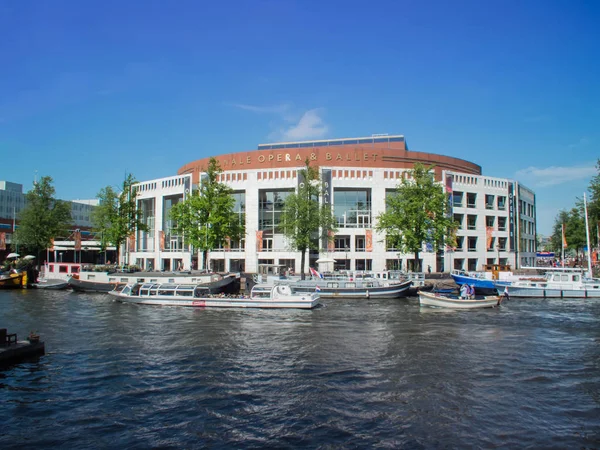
[163,194,184,251]
[230,191,246,249]
[259,189,293,232]
[137,198,155,251]
[335,189,371,228]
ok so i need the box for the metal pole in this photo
[584,193,593,278]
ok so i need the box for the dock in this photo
[0,329,45,364]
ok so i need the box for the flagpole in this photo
[583,193,592,278]
[561,223,565,268]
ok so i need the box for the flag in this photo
[315,285,321,292]
[310,267,323,279]
[0,232,5,250]
[486,226,494,249]
[562,223,567,248]
[366,229,373,252]
[74,230,82,251]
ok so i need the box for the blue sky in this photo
[1,0,598,235]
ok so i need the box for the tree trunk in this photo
[413,251,421,272]
[300,248,306,280]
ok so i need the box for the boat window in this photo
[328,283,339,288]
[59,265,68,273]
[121,278,128,282]
[72,266,80,273]
[573,275,580,282]
[140,289,149,295]
[561,274,568,282]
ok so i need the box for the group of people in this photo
[460,283,476,299]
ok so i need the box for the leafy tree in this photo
[587,159,600,247]
[14,176,72,259]
[376,163,457,272]
[91,174,147,264]
[549,206,587,259]
[548,210,569,253]
[169,158,243,270]
[280,160,337,279]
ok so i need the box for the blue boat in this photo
[450,270,498,295]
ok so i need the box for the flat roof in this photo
[257,134,406,150]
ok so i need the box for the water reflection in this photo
[1,290,599,448]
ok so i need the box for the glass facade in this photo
[334,189,371,228]
[137,198,155,251]
[258,189,293,232]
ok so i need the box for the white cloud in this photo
[269,108,329,142]
[230,103,290,114]
[568,137,590,149]
[515,164,596,187]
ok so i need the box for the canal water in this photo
[1,289,599,449]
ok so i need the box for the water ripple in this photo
[1,290,600,448]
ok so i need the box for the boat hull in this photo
[69,273,237,293]
[419,291,501,309]
[32,279,69,290]
[110,295,319,309]
[285,280,412,299]
[506,286,600,298]
[0,272,25,289]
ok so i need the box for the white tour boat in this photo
[505,268,600,298]
[109,282,320,309]
[419,290,502,309]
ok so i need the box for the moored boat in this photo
[109,282,320,309]
[32,278,69,290]
[505,268,600,298]
[450,269,498,295]
[419,290,502,309]
[68,267,238,293]
[0,270,25,289]
[280,277,412,299]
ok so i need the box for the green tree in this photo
[376,163,457,272]
[14,176,73,259]
[548,210,569,253]
[587,159,600,247]
[280,160,337,279]
[169,158,243,270]
[90,185,119,262]
[549,206,587,259]
[91,174,147,264]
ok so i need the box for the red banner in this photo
[129,233,136,252]
[74,230,82,251]
[159,231,165,251]
[225,236,231,252]
[256,230,263,252]
[562,223,567,248]
[486,226,493,249]
[366,229,373,252]
[327,230,335,251]
[0,232,5,251]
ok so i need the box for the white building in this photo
[126,135,537,273]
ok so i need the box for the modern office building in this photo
[126,135,537,273]
[0,181,98,251]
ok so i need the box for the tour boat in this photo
[419,290,502,309]
[109,282,320,309]
[281,277,412,299]
[68,268,237,293]
[505,268,600,298]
